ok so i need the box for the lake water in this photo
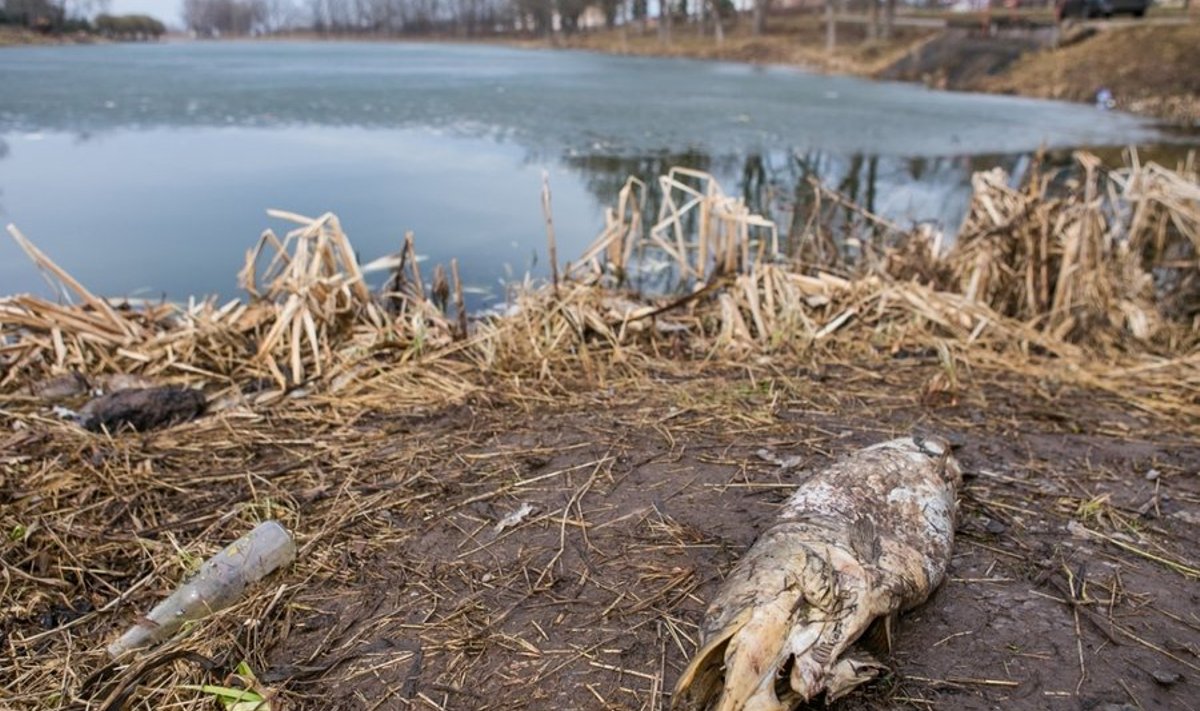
[0,41,1186,305]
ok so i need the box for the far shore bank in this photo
[516,17,1199,128]
[0,26,106,47]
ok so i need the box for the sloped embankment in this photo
[976,23,1200,125]
[876,30,1043,90]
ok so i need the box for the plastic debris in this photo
[107,520,296,657]
[495,503,536,533]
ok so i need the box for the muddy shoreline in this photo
[4,357,1198,710]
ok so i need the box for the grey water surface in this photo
[0,40,1181,303]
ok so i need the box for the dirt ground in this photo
[0,26,103,47]
[877,33,1042,91]
[4,353,1198,710]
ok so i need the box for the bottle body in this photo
[107,520,295,657]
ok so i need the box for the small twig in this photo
[1077,523,1200,579]
[404,231,424,299]
[450,258,467,340]
[542,171,560,298]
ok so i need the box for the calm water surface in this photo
[0,41,1186,303]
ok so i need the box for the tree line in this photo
[178,0,910,38]
[1,0,163,37]
[0,0,105,32]
[95,13,166,37]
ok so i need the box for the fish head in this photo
[918,435,963,489]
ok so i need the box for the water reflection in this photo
[0,126,1193,306]
[562,144,1197,278]
[564,149,1028,247]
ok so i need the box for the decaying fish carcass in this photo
[674,437,961,710]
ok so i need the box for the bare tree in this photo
[183,0,268,35]
[825,0,835,52]
[706,0,722,43]
[629,0,646,31]
[514,0,552,34]
[751,0,768,36]
[557,0,586,33]
[259,0,299,30]
[4,0,109,29]
[594,0,618,27]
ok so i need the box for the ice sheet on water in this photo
[0,42,1168,157]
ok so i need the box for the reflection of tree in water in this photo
[563,146,1035,265]
[566,150,722,229]
[787,151,1030,260]
[0,137,8,215]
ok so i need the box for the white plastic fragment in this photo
[50,405,80,421]
[495,503,536,534]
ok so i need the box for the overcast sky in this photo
[107,0,184,27]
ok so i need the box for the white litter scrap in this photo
[495,503,537,534]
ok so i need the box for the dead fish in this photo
[674,436,961,710]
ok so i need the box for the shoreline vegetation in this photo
[2,153,1199,708]
[5,152,1198,393]
[0,25,100,45]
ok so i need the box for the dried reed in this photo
[1,152,1197,397]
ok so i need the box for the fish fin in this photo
[715,601,798,711]
[672,607,752,710]
[857,612,897,656]
[824,651,886,702]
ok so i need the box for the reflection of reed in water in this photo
[564,148,1041,268]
